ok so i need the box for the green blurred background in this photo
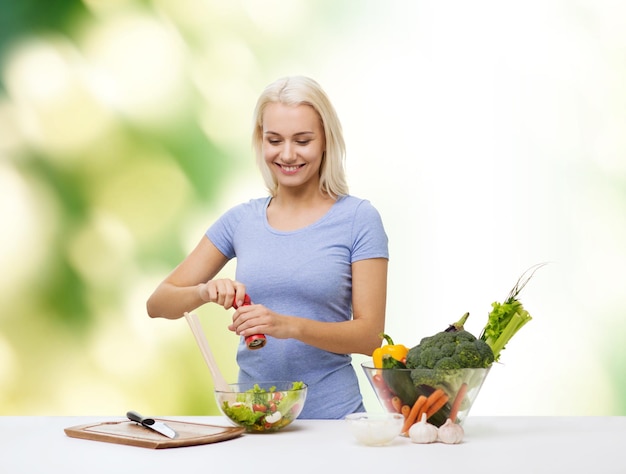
[1,0,625,416]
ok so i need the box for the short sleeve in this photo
[206,203,250,259]
[351,200,389,263]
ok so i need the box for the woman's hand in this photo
[198,279,247,309]
[229,303,291,340]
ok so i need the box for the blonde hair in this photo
[252,76,348,198]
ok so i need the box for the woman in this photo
[147,76,389,418]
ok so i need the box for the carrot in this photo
[401,395,427,434]
[401,404,411,420]
[391,396,403,413]
[418,388,445,421]
[423,388,444,411]
[449,382,468,422]
[425,393,449,419]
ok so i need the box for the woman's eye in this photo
[265,137,311,146]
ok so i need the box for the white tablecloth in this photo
[1,416,625,474]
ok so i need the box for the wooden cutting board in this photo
[64,418,245,449]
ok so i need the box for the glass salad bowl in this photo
[361,361,490,427]
[215,381,307,433]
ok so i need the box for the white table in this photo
[1,416,624,474]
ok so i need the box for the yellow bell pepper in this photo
[372,333,409,368]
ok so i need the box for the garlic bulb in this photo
[437,418,464,444]
[408,413,439,444]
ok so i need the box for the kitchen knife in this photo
[126,411,177,439]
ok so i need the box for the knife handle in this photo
[232,294,267,350]
[127,410,154,426]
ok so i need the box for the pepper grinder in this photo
[233,294,266,350]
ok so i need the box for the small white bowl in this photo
[345,412,404,446]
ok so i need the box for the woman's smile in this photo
[276,163,306,175]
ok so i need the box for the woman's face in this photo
[262,102,325,192]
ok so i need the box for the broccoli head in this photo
[405,329,494,370]
[405,329,494,419]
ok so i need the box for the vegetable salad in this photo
[220,382,306,433]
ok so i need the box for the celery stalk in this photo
[480,263,546,361]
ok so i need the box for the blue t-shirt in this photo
[206,195,388,419]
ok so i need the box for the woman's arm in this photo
[146,236,243,319]
[230,257,388,355]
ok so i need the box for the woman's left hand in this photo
[229,303,291,340]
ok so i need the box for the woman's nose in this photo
[280,142,296,162]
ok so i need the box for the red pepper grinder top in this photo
[233,294,266,350]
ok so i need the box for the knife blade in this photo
[126,411,177,439]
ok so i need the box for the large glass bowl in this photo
[215,381,307,433]
[361,361,490,427]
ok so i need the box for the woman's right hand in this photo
[198,278,247,309]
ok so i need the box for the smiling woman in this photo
[146,75,389,419]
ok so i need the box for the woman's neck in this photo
[267,188,336,231]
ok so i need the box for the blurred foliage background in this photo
[1,0,625,416]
